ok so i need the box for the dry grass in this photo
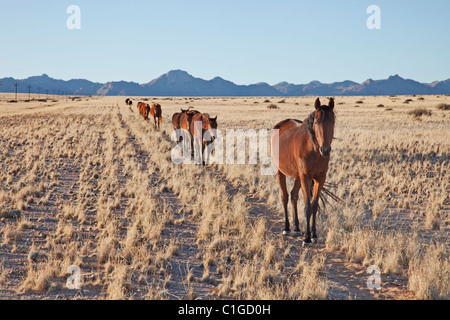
[0,94,448,300]
[436,103,450,111]
[408,108,432,118]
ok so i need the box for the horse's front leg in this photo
[290,178,301,235]
[311,176,326,243]
[276,171,290,234]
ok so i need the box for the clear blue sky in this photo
[0,0,449,85]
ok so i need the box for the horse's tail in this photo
[311,181,342,214]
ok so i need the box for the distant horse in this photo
[150,103,163,129]
[179,109,201,155]
[137,102,150,120]
[172,108,190,131]
[137,102,144,116]
[179,109,200,132]
[189,113,218,164]
[271,98,336,245]
[171,108,189,143]
[142,103,151,120]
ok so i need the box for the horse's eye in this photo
[315,121,318,125]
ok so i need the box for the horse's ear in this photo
[213,116,217,121]
[315,98,321,110]
[328,98,334,110]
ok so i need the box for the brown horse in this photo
[179,109,200,132]
[150,103,163,129]
[271,97,335,245]
[137,102,150,120]
[172,108,190,131]
[171,108,190,143]
[143,104,151,120]
[137,102,144,116]
[190,113,218,164]
[177,109,200,154]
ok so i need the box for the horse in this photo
[271,97,335,245]
[178,109,201,156]
[172,108,190,131]
[171,108,190,143]
[142,103,151,120]
[137,102,150,120]
[189,113,218,164]
[137,102,144,116]
[179,109,200,132]
[150,103,163,129]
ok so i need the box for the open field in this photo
[0,94,448,300]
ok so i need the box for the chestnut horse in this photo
[137,102,144,117]
[150,103,163,129]
[137,102,150,120]
[271,98,335,245]
[172,108,189,131]
[143,104,151,120]
[172,108,190,143]
[178,109,199,149]
[189,113,218,164]
[179,109,200,132]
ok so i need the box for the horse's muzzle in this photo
[319,146,331,157]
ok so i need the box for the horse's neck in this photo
[298,124,319,155]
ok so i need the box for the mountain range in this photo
[1,70,449,97]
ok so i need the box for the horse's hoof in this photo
[302,241,311,248]
[311,237,318,244]
[282,230,290,236]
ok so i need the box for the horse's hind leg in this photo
[291,178,301,235]
[276,171,290,234]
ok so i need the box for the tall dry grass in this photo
[0,94,448,300]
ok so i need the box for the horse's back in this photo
[172,112,181,129]
[273,119,302,135]
[151,104,162,117]
[272,119,306,178]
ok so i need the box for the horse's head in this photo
[209,115,218,130]
[204,115,218,141]
[313,98,335,157]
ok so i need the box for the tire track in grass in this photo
[116,106,221,299]
[0,111,108,299]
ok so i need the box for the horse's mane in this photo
[305,112,318,147]
[304,106,336,147]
